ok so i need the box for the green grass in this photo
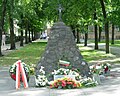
[111,40,120,47]
[79,46,117,64]
[0,41,119,67]
[0,42,47,67]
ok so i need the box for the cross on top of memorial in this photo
[58,4,63,21]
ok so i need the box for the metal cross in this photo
[58,4,63,21]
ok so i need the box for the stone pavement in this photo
[1,41,120,96]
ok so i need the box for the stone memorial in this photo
[36,22,90,78]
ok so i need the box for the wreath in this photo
[9,61,30,82]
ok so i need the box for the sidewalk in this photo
[1,41,120,96]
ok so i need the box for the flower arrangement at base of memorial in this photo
[89,64,102,75]
[9,61,30,82]
[49,77,81,89]
[89,64,102,84]
[29,64,35,75]
[89,63,111,84]
[35,66,48,87]
[89,63,111,75]
[52,68,80,80]
[52,68,79,75]
[102,63,111,74]
[80,77,97,87]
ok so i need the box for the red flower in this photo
[104,66,108,72]
[61,80,66,87]
[54,82,58,88]
[49,84,53,88]
[67,82,73,85]
[11,73,16,80]
[73,83,77,87]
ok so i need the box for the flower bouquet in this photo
[35,66,48,87]
[52,68,79,75]
[89,64,102,84]
[9,61,30,82]
[102,63,111,74]
[49,77,81,89]
[80,77,97,87]
[89,64,102,75]
[52,68,79,80]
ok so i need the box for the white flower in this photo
[35,74,48,87]
[96,66,101,70]
[89,65,94,69]
[41,66,44,69]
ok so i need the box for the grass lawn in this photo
[0,42,47,67]
[111,40,120,47]
[0,41,120,67]
[79,46,119,64]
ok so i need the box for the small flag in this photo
[59,60,70,67]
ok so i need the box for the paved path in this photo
[1,41,120,96]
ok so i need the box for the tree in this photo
[84,25,88,46]
[100,0,109,53]
[0,0,8,56]
[109,0,120,45]
[98,26,102,42]
[20,14,24,46]
[111,24,114,44]
[9,0,16,49]
[94,9,98,49]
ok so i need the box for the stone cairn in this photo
[36,22,90,79]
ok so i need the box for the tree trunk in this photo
[76,29,80,43]
[94,10,98,50]
[100,0,109,53]
[34,31,38,40]
[94,24,98,49]
[71,25,76,40]
[9,16,16,49]
[111,24,114,45]
[25,29,28,44]
[28,28,31,43]
[98,26,102,42]
[84,33,88,46]
[9,0,16,50]
[20,29,24,46]
[31,29,34,41]
[25,20,28,44]
[20,14,24,46]
[0,0,7,56]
